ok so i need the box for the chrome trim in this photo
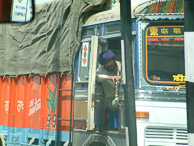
[135,89,186,102]
[145,126,188,145]
[136,13,184,21]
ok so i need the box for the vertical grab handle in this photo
[121,40,126,85]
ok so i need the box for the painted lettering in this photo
[17,101,24,112]
[5,101,9,114]
[29,98,41,116]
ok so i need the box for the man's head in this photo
[98,50,116,71]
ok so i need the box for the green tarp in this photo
[0,0,106,76]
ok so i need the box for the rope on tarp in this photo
[30,21,32,74]
[69,2,74,146]
[4,24,6,76]
[68,0,73,72]
[45,3,49,74]
[17,24,20,76]
[59,0,64,72]
[71,0,78,72]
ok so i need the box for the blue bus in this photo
[73,0,187,146]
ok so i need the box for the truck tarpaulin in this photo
[0,0,106,76]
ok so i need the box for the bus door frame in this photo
[87,36,98,130]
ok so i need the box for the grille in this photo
[145,127,188,145]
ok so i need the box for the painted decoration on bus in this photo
[46,74,58,130]
[27,76,42,129]
[147,26,184,36]
[81,42,89,67]
[46,88,57,129]
[145,25,185,84]
[146,0,184,14]
[29,97,41,116]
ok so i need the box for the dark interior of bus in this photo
[147,39,185,83]
[98,37,121,62]
[107,38,121,61]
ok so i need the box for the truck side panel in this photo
[0,74,72,146]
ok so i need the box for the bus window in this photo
[145,26,185,84]
[82,27,95,37]
[105,22,121,34]
[97,25,102,36]
[78,37,121,82]
[78,41,91,82]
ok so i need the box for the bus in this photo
[73,0,187,145]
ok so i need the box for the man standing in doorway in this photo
[96,50,121,129]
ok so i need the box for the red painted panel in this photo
[8,77,16,127]
[14,76,25,128]
[0,77,2,126]
[23,75,30,128]
[42,73,58,130]
[0,73,73,132]
[1,77,11,126]
[27,75,42,129]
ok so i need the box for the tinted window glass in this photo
[146,26,185,84]
[82,27,95,37]
[106,23,120,34]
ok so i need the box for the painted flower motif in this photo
[46,88,57,113]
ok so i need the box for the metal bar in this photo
[68,69,74,146]
[185,0,194,145]
[59,89,72,91]
[121,39,126,85]
[55,74,61,146]
[120,0,137,146]
[58,118,71,121]
[6,142,42,146]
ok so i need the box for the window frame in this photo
[144,25,185,85]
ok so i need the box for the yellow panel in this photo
[74,100,87,119]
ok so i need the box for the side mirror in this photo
[0,0,34,23]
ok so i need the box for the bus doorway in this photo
[94,37,122,132]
